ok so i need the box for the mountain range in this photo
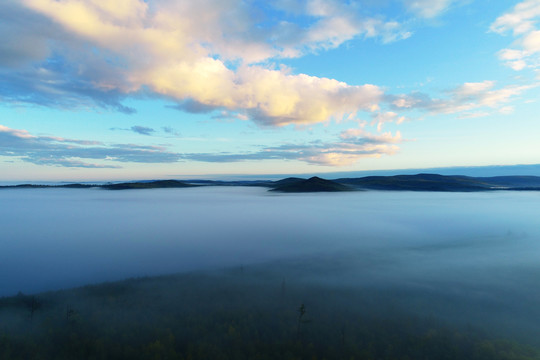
[3,173,540,192]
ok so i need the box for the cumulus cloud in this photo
[491,0,540,71]
[0,1,55,68]
[185,129,402,166]
[0,0,416,126]
[0,124,180,168]
[0,57,136,114]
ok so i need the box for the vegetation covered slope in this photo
[335,173,540,191]
[270,176,353,192]
[1,265,539,360]
[2,174,540,192]
[101,179,197,190]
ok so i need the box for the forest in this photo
[2,262,539,360]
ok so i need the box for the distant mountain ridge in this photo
[334,173,540,192]
[2,174,540,192]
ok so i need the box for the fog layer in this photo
[1,187,539,342]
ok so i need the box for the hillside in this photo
[270,176,353,192]
[2,264,539,360]
[335,173,540,192]
[1,174,540,192]
[101,180,197,190]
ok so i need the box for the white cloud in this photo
[389,81,536,115]
[452,81,495,100]
[498,49,529,70]
[499,106,515,115]
[490,0,540,35]
[403,0,453,18]
[457,111,491,119]
[371,111,406,131]
[523,30,540,53]
[491,1,540,71]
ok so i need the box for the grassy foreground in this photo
[1,264,539,360]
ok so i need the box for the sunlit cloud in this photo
[185,129,403,166]
[0,0,415,127]
[3,0,505,131]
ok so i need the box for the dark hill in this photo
[101,180,198,190]
[476,176,540,188]
[335,173,492,192]
[270,176,352,193]
[2,174,539,192]
[271,177,305,187]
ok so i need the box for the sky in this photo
[1,0,539,181]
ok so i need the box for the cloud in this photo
[1,124,403,167]
[130,126,155,136]
[112,125,179,136]
[0,57,136,114]
[490,0,540,36]
[0,0,55,68]
[298,0,411,47]
[402,0,454,18]
[0,124,180,168]
[185,129,402,166]
[371,111,406,131]
[491,1,540,71]
[0,0,415,126]
[499,106,515,115]
[389,81,536,115]
[162,126,181,136]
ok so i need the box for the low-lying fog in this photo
[1,186,540,342]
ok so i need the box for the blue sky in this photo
[1,0,539,181]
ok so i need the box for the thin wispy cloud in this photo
[162,126,181,136]
[491,0,540,71]
[185,129,403,166]
[130,126,155,136]
[0,124,180,168]
[110,125,181,137]
[1,124,402,168]
[388,81,536,115]
[402,0,455,19]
